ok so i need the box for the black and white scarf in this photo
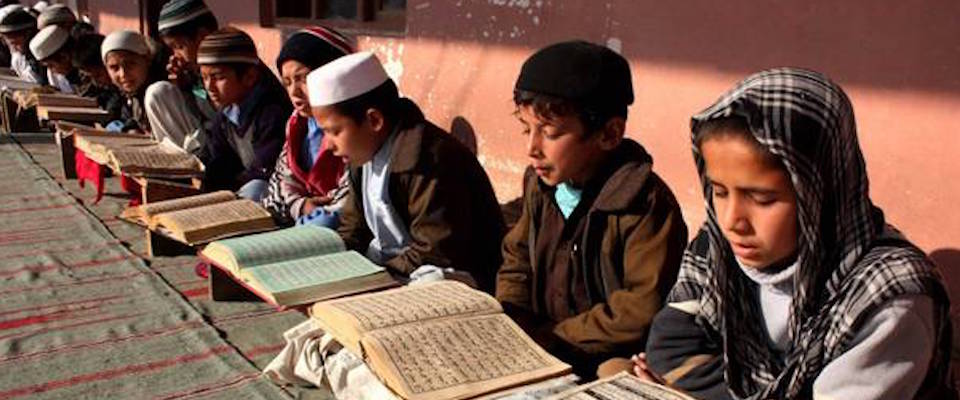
[669,68,953,399]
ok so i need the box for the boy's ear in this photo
[365,108,386,134]
[597,116,626,151]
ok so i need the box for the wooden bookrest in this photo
[130,176,203,205]
[145,229,196,258]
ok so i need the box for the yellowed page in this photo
[545,372,696,400]
[313,280,502,332]
[153,199,272,240]
[136,191,236,221]
[109,145,203,176]
[362,313,571,400]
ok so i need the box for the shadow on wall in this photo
[449,116,477,156]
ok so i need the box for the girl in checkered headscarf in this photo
[640,68,955,400]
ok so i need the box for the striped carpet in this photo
[1,134,330,399]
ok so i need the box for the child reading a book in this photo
[28,25,80,94]
[0,6,45,84]
[261,26,352,227]
[627,68,954,400]
[144,0,219,154]
[306,52,506,293]
[196,27,290,201]
[495,41,688,380]
[101,30,161,133]
[73,33,122,122]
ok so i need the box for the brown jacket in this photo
[497,139,687,363]
[337,99,506,293]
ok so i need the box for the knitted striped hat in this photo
[158,0,213,32]
[37,4,75,29]
[101,30,149,62]
[0,7,35,33]
[275,26,353,72]
[29,25,68,60]
[196,27,259,65]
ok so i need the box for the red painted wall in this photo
[80,0,960,255]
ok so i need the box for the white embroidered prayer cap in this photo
[101,30,149,62]
[29,25,68,61]
[306,51,389,107]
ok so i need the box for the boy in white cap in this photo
[0,6,45,84]
[101,30,161,132]
[307,52,505,293]
[29,25,78,93]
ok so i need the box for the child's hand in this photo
[166,56,192,88]
[631,353,666,384]
[301,196,332,215]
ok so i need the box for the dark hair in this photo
[70,21,96,39]
[329,79,401,124]
[513,89,627,135]
[158,12,218,40]
[72,33,103,68]
[695,116,783,168]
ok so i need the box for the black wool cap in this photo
[515,40,634,109]
[275,26,353,72]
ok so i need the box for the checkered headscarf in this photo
[670,68,953,398]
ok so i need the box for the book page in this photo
[362,313,570,400]
[546,372,696,400]
[314,280,503,333]
[210,225,346,269]
[246,251,385,294]
[154,199,271,234]
[139,191,236,219]
[110,146,203,176]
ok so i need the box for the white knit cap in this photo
[29,25,68,61]
[306,51,389,107]
[101,30,149,62]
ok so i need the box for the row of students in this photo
[2,1,950,397]
[292,39,951,398]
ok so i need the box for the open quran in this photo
[200,225,397,306]
[121,191,275,245]
[13,90,109,123]
[546,372,695,400]
[73,128,204,178]
[310,281,572,400]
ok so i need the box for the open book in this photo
[546,372,695,400]
[73,128,204,178]
[200,225,398,307]
[121,191,275,245]
[311,281,572,400]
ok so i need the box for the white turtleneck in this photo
[737,259,935,400]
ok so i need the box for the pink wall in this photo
[82,0,960,254]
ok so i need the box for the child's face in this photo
[312,105,385,167]
[515,104,612,187]
[41,52,72,75]
[280,60,311,117]
[161,34,200,68]
[104,50,149,94]
[79,65,112,87]
[199,64,257,109]
[1,31,28,53]
[700,133,798,269]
